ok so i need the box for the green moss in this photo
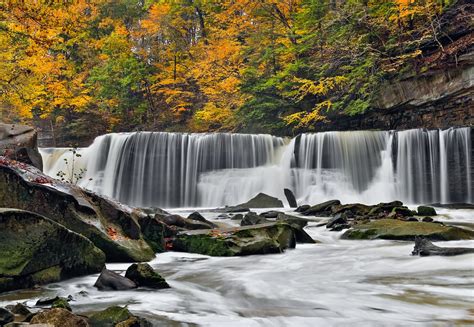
[52,297,71,311]
[31,266,62,285]
[342,219,474,241]
[89,306,132,327]
[174,234,235,256]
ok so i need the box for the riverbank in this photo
[1,207,473,326]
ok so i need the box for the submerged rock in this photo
[0,209,105,293]
[284,188,298,208]
[341,219,474,241]
[94,269,137,291]
[124,263,169,289]
[417,206,437,216]
[172,223,296,256]
[30,308,88,327]
[412,237,474,256]
[0,158,155,262]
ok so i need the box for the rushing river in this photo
[1,207,473,326]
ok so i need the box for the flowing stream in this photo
[0,208,473,326]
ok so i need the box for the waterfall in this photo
[40,127,473,208]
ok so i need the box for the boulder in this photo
[0,123,43,170]
[284,188,298,208]
[230,213,244,221]
[341,219,474,241]
[94,269,137,291]
[417,206,437,216]
[260,210,282,218]
[229,193,284,211]
[0,308,14,326]
[367,201,404,216]
[30,308,88,327]
[0,158,155,262]
[88,306,132,326]
[187,212,217,228]
[276,213,315,244]
[412,237,474,256]
[136,215,176,253]
[124,263,169,289]
[326,213,348,229]
[295,205,310,213]
[241,212,269,226]
[155,213,215,230]
[0,209,105,293]
[10,303,31,317]
[331,203,372,217]
[391,206,416,217]
[116,316,153,327]
[422,217,434,222]
[172,223,296,256]
[302,200,341,216]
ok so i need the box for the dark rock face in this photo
[241,212,269,226]
[0,209,105,293]
[125,263,170,289]
[412,237,474,256]
[30,308,89,327]
[188,212,217,228]
[341,219,474,241]
[302,200,341,216]
[312,57,473,131]
[326,213,348,229]
[284,188,298,208]
[276,213,315,244]
[417,206,437,216]
[0,123,43,170]
[0,158,155,262]
[295,205,310,213]
[0,307,14,326]
[94,269,137,291]
[172,223,296,256]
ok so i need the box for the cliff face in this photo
[317,58,473,131]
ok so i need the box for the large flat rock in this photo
[341,219,474,241]
[172,223,296,256]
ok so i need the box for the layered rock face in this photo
[0,123,43,170]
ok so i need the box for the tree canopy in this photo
[0,0,467,142]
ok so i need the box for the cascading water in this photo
[40,127,473,208]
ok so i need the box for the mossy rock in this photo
[89,306,132,327]
[0,209,105,293]
[417,206,437,216]
[31,308,88,327]
[125,263,169,289]
[341,219,474,241]
[172,223,296,256]
[52,297,71,311]
[0,162,155,262]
